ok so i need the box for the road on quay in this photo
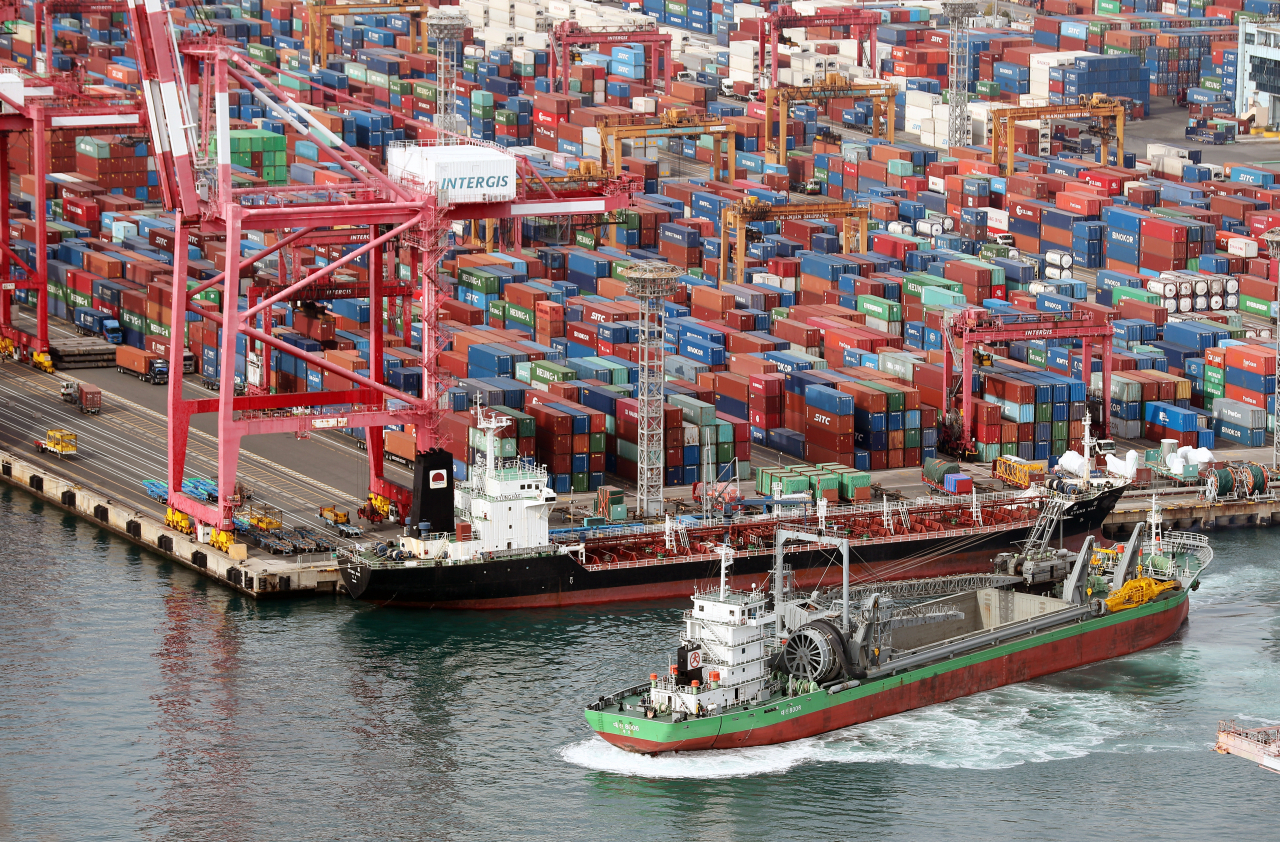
[0,360,376,552]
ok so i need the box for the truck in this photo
[35,429,78,458]
[73,307,123,343]
[115,345,169,385]
[60,381,102,414]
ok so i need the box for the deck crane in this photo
[756,4,880,89]
[718,199,869,286]
[939,309,1115,457]
[551,20,673,95]
[764,75,897,165]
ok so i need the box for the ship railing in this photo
[1218,720,1280,745]
[579,521,1033,571]
[551,489,1045,544]
[591,683,652,711]
[353,543,564,571]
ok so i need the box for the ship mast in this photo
[717,544,734,600]
[1080,412,1092,491]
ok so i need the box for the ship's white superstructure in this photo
[386,407,556,564]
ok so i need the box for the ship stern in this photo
[339,558,372,599]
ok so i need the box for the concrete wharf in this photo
[2,358,1276,600]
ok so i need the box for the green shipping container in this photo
[145,318,171,339]
[492,406,535,438]
[247,43,277,64]
[1239,294,1274,318]
[505,304,534,329]
[855,295,902,322]
[66,288,91,310]
[666,1,688,14]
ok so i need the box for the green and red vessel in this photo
[585,499,1212,754]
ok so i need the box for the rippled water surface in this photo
[2,485,1278,842]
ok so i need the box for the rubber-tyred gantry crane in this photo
[940,308,1114,455]
[551,20,673,95]
[989,98,1126,177]
[757,4,880,89]
[598,109,737,181]
[763,75,896,165]
[718,198,869,285]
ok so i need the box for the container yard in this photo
[0,0,1279,603]
[8,1,1280,834]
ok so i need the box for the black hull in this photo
[340,485,1125,609]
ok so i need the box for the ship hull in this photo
[342,485,1124,609]
[586,587,1188,754]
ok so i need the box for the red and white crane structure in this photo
[1,1,640,531]
[162,32,638,530]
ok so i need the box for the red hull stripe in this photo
[591,591,1189,753]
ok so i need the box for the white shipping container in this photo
[546,0,574,16]
[986,207,1009,231]
[387,144,518,203]
[1228,237,1259,257]
[513,16,540,31]
[905,89,941,108]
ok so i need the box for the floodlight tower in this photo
[623,261,681,519]
[427,9,470,136]
[942,2,979,149]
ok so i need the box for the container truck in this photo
[73,307,122,343]
[115,345,169,385]
[60,381,102,414]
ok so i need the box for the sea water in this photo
[1,485,1276,841]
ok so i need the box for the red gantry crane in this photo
[0,66,146,357]
[550,20,673,96]
[757,4,881,89]
[117,17,640,531]
[941,308,1114,456]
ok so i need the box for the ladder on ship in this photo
[1022,496,1068,554]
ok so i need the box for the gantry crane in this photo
[989,96,1126,177]
[757,4,880,88]
[599,110,737,182]
[718,198,869,285]
[940,309,1114,456]
[303,2,431,67]
[764,76,896,165]
[0,9,149,357]
[551,20,673,95]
